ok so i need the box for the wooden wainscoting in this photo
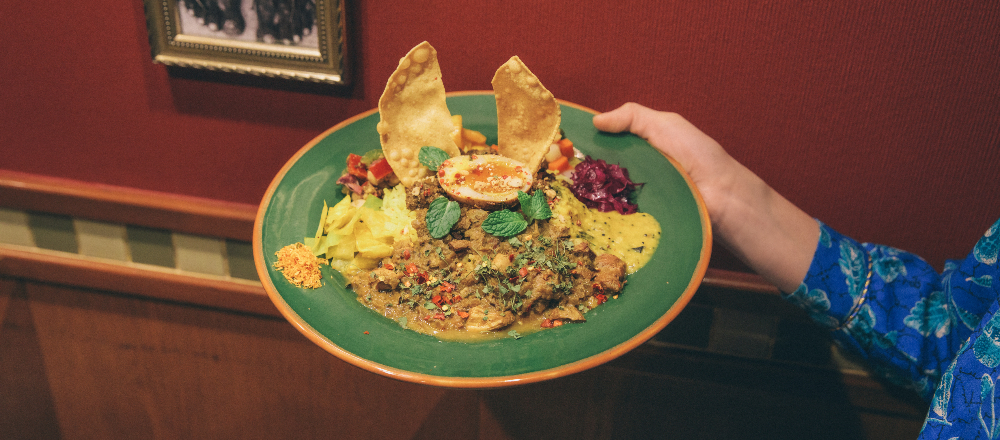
[0,171,927,439]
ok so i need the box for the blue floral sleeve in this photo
[784,219,1000,439]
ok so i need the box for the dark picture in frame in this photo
[144,0,348,86]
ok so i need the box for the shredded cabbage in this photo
[568,156,641,214]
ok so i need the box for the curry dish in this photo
[344,173,644,341]
[275,42,661,340]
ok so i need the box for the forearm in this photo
[709,161,819,293]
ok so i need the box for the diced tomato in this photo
[518,267,529,278]
[540,319,553,328]
[368,157,394,180]
[405,263,418,274]
[433,313,446,320]
[346,153,368,179]
[595,293,607,305]
[457,310,470,318]
[432,295,444,306]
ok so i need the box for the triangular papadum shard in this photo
[376,41,461,187]
[491,56,561,173]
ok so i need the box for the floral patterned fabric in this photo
[785,218,1000,439]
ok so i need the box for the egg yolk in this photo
[438,155,530,197]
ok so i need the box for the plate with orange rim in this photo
[253,91,711,388]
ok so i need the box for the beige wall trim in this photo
[0,170,257,241]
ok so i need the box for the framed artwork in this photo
[143,0,348,85]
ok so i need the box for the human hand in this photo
[592,103,740,225]
[593,102,818,292]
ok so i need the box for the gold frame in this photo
[143,0,348,85]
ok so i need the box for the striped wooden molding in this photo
[0,170,257,241]
[0,170,778,315]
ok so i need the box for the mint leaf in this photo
[418,146,451,171]
[482,210,528,237]
[518,190,552,221]
[426,197,461,239]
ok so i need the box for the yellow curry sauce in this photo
[550,182,660,274]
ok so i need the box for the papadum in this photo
[376,41,461,187]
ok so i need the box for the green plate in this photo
[253,92,711,388]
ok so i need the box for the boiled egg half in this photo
[437,154,533,208]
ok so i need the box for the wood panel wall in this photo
[0,277,927,440]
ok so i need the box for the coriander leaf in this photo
[397,317,408,329]
[517,190,552,221]
[418,146,451,171]
[508,330,522,339]
[425,197,461,239]
[361,149,384,165]
[482,210,528,237]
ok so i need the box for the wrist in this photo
[709,165,819,292]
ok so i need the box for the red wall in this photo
[2,1,998,271]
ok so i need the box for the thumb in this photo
[592,102,654,135]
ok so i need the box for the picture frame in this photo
[143,0,348,86]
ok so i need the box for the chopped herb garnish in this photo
[361,149,384,165]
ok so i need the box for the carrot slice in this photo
[547,155,570,172]
[558,138,574,157]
